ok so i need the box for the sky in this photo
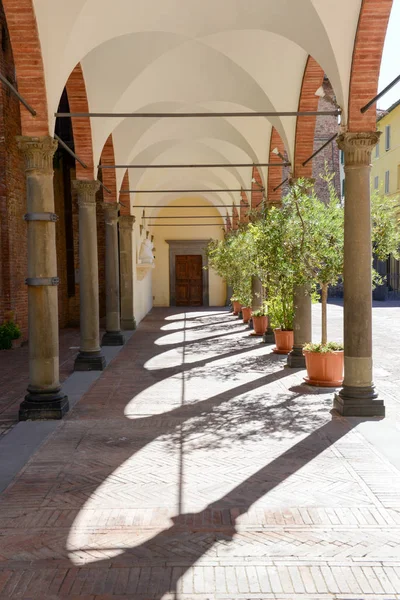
[378,0,400,109]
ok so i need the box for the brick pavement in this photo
[0,329,81,437]
[1,306,400,599]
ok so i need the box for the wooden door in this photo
[175,255,203,306]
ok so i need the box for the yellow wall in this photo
[371,102,400,196]
[149,197,226,307]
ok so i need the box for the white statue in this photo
[139,238,154,264]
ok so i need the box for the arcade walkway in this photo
[1,306,400,599]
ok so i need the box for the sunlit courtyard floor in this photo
[1,303,400,599]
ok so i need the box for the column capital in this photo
[73,179,100,207]
[337,131,381,166]
[17,135,58,174]
[119,215,136,230]
[103,202,119,225]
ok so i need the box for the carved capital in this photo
[119,215,136,230]
[73,180,100,208]
[337,131,381,167]
[103,202,119,225]
[17,136,58,174]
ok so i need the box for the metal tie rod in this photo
[143,216,225,219]
[134,205,245,208]
[54,133,112,194]
[121,188,254,193]
[361,74,400,113]
[147,223,225,226]
[273,177,289,192]
[100,162,290,169]
[302,133,338,167]
[0,73,36,116]
[55,110,341,118]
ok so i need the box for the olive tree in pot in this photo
[302,174,400,386]
[300,173,345,386]
[206,228,253,319]
[249,202,301,353]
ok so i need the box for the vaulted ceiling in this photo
[33,0,364,210]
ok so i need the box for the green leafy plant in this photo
[303,341,343,353]
[206,229,254,308]
[252,302,269,318]
[0,320,21,350]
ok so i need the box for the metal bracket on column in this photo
[23,212,59,222]
[25,277,60,286]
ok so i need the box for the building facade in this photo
[371,100,400,297]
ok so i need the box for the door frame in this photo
[166,240,210,307]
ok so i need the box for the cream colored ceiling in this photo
[33,0,363,213]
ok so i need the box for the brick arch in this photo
[240,189,249,223]
[2,0,49,135]
[100,135,117,204]
[65,63,95,180]
[348,0,393,132]
[119,170,131,216]
[267,128,286,204]
[251,166,264,210]
[232,203,239,230]
[293,56,325,179]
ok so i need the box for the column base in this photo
[19,389,69,421]
[101,331,125,346]
[287,346,306,369]
[333,385,385,417]
[74,351,106,371]
[121,318,136,330]
[263,328,275,344]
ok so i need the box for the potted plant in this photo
[0,319,22,350]
[206,228,254,321]
[268,293,295,353]
[230,296,242,316]
[251,302,269,335]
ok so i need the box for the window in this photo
[374,176,379,190]
[385,170,390,194]
[375,143,380,158]
[341,178,345,198]
[385,125,391,151]
[340,150,344,165]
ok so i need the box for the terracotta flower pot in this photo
[241,307,252,323]
[252,315,268,335]
[11,338,22,349]
[273,328,294,354]
[303,349,344,387]
[232,301,242,316]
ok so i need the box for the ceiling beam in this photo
[100,162,289,169]
[55,110,341,118]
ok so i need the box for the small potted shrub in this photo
[269,294,294,354]
[230,296,242,316]
[251,303,269,335]
[0,319,22,350]
[237,290,252,323]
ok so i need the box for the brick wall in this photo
[312,78,341,202]
[0,3,27,337]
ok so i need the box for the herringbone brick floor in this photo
[1,306,400,599]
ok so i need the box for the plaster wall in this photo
[148,197,226,307]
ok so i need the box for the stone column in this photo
[287,285,312,368]
[334,132,385,416]
[119,215,136,330]
[101,203,124,345]
[73,180,106,371]
[17,136,69,420]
